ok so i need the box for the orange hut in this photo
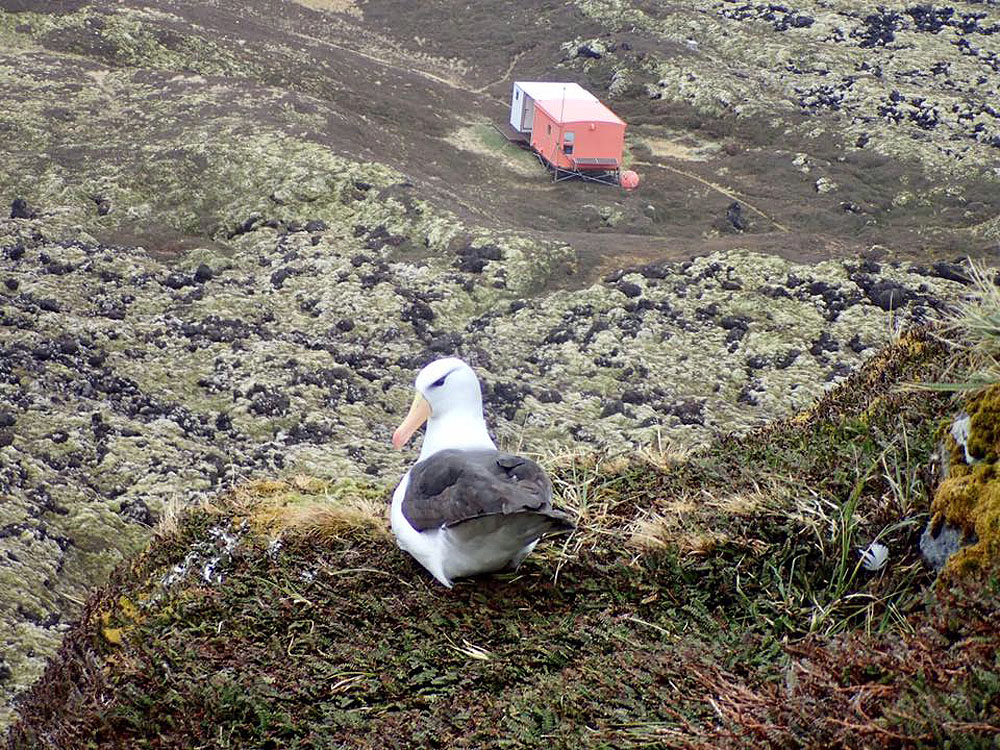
[529,97,626,184]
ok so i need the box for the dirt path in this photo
[635,160,791,233]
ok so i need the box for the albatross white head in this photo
[391,357,497,461]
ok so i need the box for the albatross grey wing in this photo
[444,508,575,548]
[402,449,555,531]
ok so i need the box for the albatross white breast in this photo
[390,357,574,587]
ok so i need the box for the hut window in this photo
[563,131,575,155]
[547,124,551,135]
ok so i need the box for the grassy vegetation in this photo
[7,319,999,748]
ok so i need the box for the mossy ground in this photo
[8,331,999,748]
[932,382,1000,575]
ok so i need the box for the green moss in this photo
[929,383,1000,572]
[965,384,1000,462]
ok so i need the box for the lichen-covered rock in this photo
[577,0,1000,180]
[929,384,1000,573]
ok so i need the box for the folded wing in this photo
[402,449,557,531]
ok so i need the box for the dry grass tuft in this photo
[249,477,391,542]
[636,428,693,471]
[628,483,783,555]
[925,259,1000,391]
[153,495,223,539]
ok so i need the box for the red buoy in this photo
[620,170,640,191]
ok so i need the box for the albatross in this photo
[390,357,574,587]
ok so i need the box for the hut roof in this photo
[533,98,625,126]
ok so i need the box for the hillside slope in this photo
[6,331,1000,748]
[2,0,999,735]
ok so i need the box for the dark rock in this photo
[57,336,79,355]
[618,280,642,298]
[810,331,840,355]
[775,349,801,369]
[857,277,912,311]
[0,431,13,448]
[230,215,261,237]
[536,389,563,404]
[270,268,294,289]
[4,278,17,291]
[305,220,327,233]
[92,195,112,216]
[671,398,705,425]
[119,498,155,526]
[698,303,721,319]
[10,198,37,219]
[848,335,869,353]
[248,386,290,417]
[163,272,192,290]
[336,318,355,333]
[544,325,574,345]
[600,400,625,418]
[931,261,972,285]
[401,300,435,325]
[577,43,602,59]
[428,332,462,353]
[181,316,253,344]
[45,261,74,276]
[919,519,967,571]
[826,362,853,381]
[0,412,14,427]
[726,201,748,232]
[193,264,214,284]
[621,389,645,405]
[854,10,902,48]
[485,380,527,421]
[455,244,502,274]
[759,285,791,299]
[720,315,750,333]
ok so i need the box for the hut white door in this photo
[521,98,537,132]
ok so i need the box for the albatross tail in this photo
[439,510,575,583]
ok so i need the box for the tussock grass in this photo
[244,475,391,542]
[628,484,776,557]
[922,259,1000,391]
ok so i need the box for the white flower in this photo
[860,542,889,572]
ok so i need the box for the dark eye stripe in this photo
[430,375,447,388]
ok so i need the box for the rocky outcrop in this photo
[926,388,1000,573]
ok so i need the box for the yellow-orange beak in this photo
[392,392,431,449]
